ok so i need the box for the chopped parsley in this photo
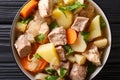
[21,17,33,24]
[100,16,106,29]
[46,68,57,75]
[64,44,74,55]
[45,75,59,80]
[49,21,59,31]
[60,68,67,78]
[35,33,45,42]
[81,32,90,43]
[33,53,42,59]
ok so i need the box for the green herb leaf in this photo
[81,32,90,43]
[46,68,57,75]
[60,68,67,78]
[33,53,42,59]
[35,33,45,42]
[88,65,96,74]
[49,22,59,31]
[64,44,74,55]
[21,17,33,24]
[66,2,85,12]
[59,7,67,17]
[45,75,59,80]
[100,16,106,29]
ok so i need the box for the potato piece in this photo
[63,0,75,5]
[94,38,108,48]
[75,54,86,65]
[88,15,102,41]
[67,55,76,63]
[36,43,60,66]
[70,33,87,52]
[16,22,27,32]
[52,8,73,29]
[78,0,84,4]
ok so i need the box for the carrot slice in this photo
[66,28,77,44]
[21,57,47,73]
[20,0,38,19]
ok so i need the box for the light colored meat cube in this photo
[38,0,53,18]
[82,44,101,66]
[14,34,31,58]
[56,46,66,61]
[71,17,89,32]
[48,27,67,46]
[39,22,49,35]
[70,63,87,80]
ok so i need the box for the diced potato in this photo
[75,54,86,65]
[88,15,102,41]
[67,55,76,63]
[78,0,84,4]
[52,8,73,29]
[94,38,108,48]
[70,33,87,52]
[36,43,60,66]
[16,22,27,32]
[63,0,75,5]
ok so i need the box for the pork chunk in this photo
[14,35,31,58]
[71,17,89,32]
[48,27,67,46]
[56,46,66,61]
[70,63,87,80]
[82,44,101,66]
[38,0,53,18]
[39,22,49,35]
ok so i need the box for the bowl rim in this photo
[10,0,112,80]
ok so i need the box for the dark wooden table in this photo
[0,0,120,80]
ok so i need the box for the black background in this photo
[0,0,120,80]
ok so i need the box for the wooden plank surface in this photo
[0,0,120,80]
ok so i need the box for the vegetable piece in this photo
[81,32,90,42]
[60,68,67,78]
[20,0,38,19]
[16,22,27,32]
[21,17,33,24]
[49,21,59,31]
[87,64,96,74]
[67,55,76,63]
[52,8,73,29]
[75,54,86,65]
[63,44,74,55]
[21,57,47,73]
[35,33,45,43]
[46,68,57,75]
[93,38,108,48]
[45,75,59,80]
[70,33,87,52]
[66,2,85,12]
[88,15,102,41]
[63,0,75,5]
[35,73,48,80]
[66,28,77,44]
[78,0,84,4]
[36,43,60,66]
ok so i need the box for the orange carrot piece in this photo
[66,28,77,44]
[21,57,47,73]
[20,0,38,19]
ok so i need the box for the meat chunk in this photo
[48,27,67,46]
[56,46,66,61]
[14,35,31,58]
[26,20,42,37]
[79,1,95,20]
[70,63,87,80]
[71,17,89,32]
[38,0,53,18]
[82,44,101,66]
[39,22,49,35]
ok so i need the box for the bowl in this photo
[11,0,111,80]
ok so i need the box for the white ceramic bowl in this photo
[11,0,111,80]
